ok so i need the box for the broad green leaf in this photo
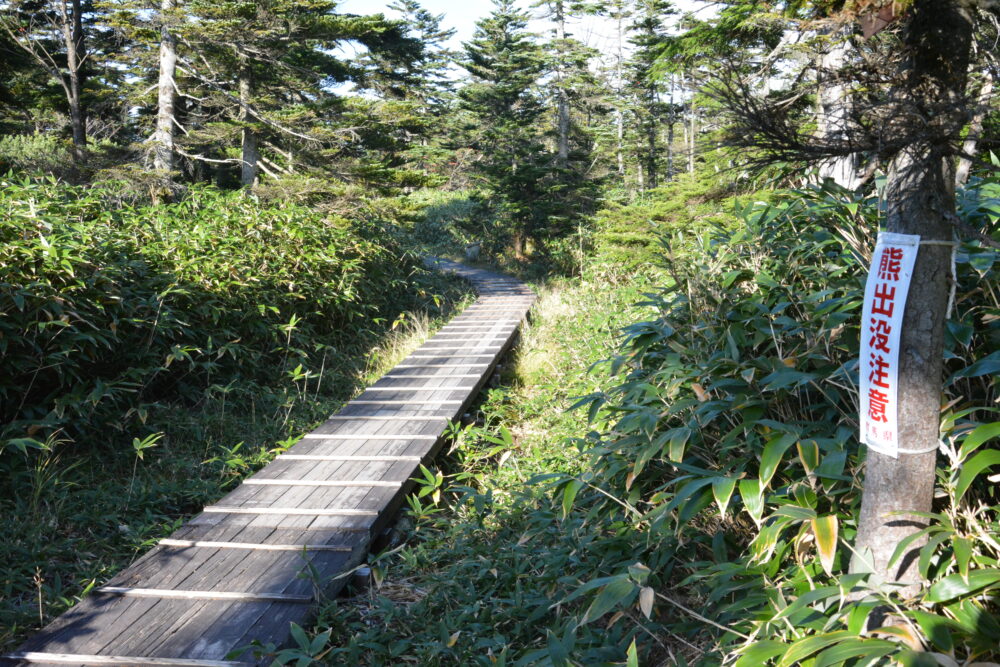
[926,568,1000,603]
[626,639,639,667]
[760,432,797,488]
[773,505,817,521]
[813,639,898,667]
[712,476,737,517]
[949,352,1000,382]
[739,478,765,526]
[772,586,838,622]
[954,450,1000,504]
[798,440,820,474]
[562,479,583,519]
[910,610,960,652]
[668,426,692,462]
[734,640,786,667]
[581,576,636,625]
[777,631,857,667]
[957,421,1000,463]
[953,537,972,583]
[811,515,839,576]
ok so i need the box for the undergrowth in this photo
[307,174,1000,666]
[0,176,474,650]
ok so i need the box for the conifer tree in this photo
[460,0,546,255]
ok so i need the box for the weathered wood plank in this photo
[11,257,533,666]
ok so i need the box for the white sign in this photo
[859,232,920,458]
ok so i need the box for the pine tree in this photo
[459,0,547,256]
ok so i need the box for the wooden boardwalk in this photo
[4,259,534,667]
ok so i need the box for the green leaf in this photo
[813,639,898,667]
[712,476,737,517]
[797,440,820,474]
[949,352,1000,382]
[626,639,639,667]
[581,576,636,625]
[910,610,959,652]
[740,478,765,525]
[772,586,838,622]
[734,640,786,667]
[760,432,797,489]
[954,450,1000,504]
[957,421,1000,463]
[561,479,583,520]
[777,631,858,667]
[926,568,1000,603]
[668,426,692,462]
[811,515,839,576]
[954,537,972,584]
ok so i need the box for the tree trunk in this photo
[60,0,86,163]
[153,0,178,173]
[955,74,994,187]
[666,74,675,180]
[645,107,657,189]
[688,89,696,174]
[555,0,570,168]
[239,58,259,187]
[817,29,863,189]
[852,0,974,593]
[614,6,625,178]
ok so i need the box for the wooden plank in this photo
[278,454,421,462]
[242,479,402,488]
[4,652,250,666]
[361,386,473,391]
[158,539,352,552]
[202,507,377,516]
[392,363,490,369]
[381,373,482,378]
[96,588,312,603]
[348,400,463,405]
[298,433,437,439]
[324,415,450,421]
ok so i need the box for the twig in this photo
[653,591,752,640]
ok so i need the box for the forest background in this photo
[1,0,1000,665]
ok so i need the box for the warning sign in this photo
[859,232,920,458]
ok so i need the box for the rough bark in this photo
[60,0,86,163]
[239,58,259,187]
[554,0,570,167]
[955,74,994,187]
[153,0,178,173]
[852,0,974,593]
[687,90,695,174]
[615,6,625,178]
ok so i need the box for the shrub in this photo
[0,176,423,450]
[562,179,1000,664]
